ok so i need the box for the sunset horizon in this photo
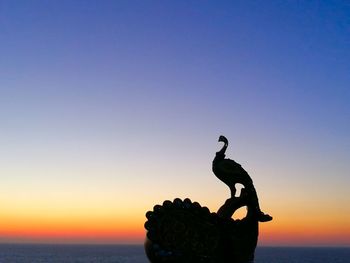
[1,1,349,251]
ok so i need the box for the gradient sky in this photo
[1,1,349,246]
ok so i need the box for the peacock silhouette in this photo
[213,135,272,223]
[144,136,272,263]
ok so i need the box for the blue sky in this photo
[0,1,349,245]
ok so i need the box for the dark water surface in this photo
[0,244,349,262]
[255,247,350,263]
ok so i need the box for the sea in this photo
[0,244,349,263]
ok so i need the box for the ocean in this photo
[0,244,349,263]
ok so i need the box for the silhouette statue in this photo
[144,136,272,263]
[213,135,272,223]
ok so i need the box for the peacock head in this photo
[218,135,229,146]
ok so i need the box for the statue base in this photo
[144,197,258,263]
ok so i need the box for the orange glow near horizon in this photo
[259,215,350,246]
[1,182,349,246]
[0,215,145,244]
[0,205,146,244]
[1,209,350,246]
[1,143,349,246]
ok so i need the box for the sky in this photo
[0,0,349,246]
